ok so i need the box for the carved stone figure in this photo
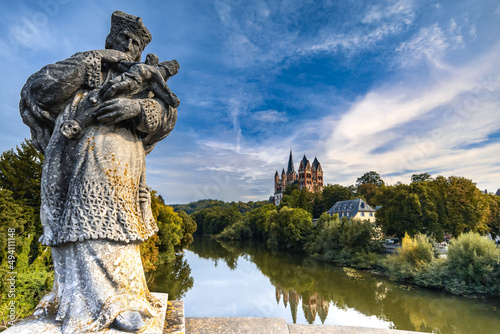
[18,11,178,333]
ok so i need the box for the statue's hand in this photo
[99,73,143,100]
[94,98,141,125]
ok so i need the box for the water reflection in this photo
[185,237,500,334]
[147,253,194,300]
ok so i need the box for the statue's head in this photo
[105,11,152,61]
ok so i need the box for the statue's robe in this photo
[19,50,177,333]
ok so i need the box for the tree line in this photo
[187,170,500,298]
[269,171,500,241]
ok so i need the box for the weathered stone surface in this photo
[164,301,185,334]
[184,318,427,334]
[4,293,168,334]
[288,324,425,334]
[17,9,179,334]
[185,317,289,334]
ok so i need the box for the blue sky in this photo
[1,0,500,204]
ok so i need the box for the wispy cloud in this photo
[320,41,500,186]
[395,23,464,69]
[300,0,417,55]
[252,110,287,123]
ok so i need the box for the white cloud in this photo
[396,22,465,69]
[320,42,500,189]
[362,0,415,25]
[301,0,416,55]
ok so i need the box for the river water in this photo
[149,237,500,334]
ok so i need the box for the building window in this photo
[361,212,365,217]
[347,212,349,217]
[369,212,373,217]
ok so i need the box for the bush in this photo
[399,233,434,269]
[381,233,435,283]
[444,232,500,296]
[413,258,446,289]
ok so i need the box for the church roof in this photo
[300,155,309,169]
[287,149,295,173]
[275,170,279,177]
[496,189,500,196]
[312,157,321,171]
[327,198,375,218]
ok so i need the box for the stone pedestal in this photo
[164,301,185,334]
[4,293,168,334]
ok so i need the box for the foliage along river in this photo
[148,236,500,333]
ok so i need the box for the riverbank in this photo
[153,237,500,333]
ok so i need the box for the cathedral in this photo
[273,149,324,205]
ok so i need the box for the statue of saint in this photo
[19,11,178,333]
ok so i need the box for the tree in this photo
[0,140,43,206]
[321,184,353,212]
[356,171,384,187]
[485,194,500,240]
[375,184,424,239]
[356,183,380,207]
[311,191,324,219]
[411,173,433,183]
[266,206,313,251]
[431,176,489,237]
[284,183,300,196]
[0,190,29,260]
[297,188,312,213]
[0,140,44,264]
[176,211,197,250]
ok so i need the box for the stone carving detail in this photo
[18,11,178,333]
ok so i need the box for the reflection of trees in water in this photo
[147,253,194,300]
[191,237,500,334]
[188,235,240,269]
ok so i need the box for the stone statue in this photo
[18,11,178,333]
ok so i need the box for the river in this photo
[148,236,500,334]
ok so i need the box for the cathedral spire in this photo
[287,148,295,173]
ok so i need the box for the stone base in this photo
[4,293,168,334]
[185,317,289,334]
[185,318,426,334]
[164,301,184,334]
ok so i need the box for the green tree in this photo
[375,184,425,238]
[311,191,324,219]
[356,183,380,207]
[485,194,500,240]
[432,176,489,237]
[266,206,313,251]
[356,171,384,187]
[283,183,300,196]
[0,140,43,206]
[0,140,44,264]
[245,204,275,239]
[0,190,28,261]
[321,184,353,212]
[176,210,197,251]
[297,188,312,213]
[411,173,433,183]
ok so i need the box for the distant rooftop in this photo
[327,198,376,218]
